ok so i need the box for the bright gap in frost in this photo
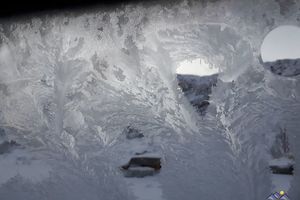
[261,25,300,62]
[176,58,219,76]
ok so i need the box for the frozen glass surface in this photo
[0,0,299,199]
